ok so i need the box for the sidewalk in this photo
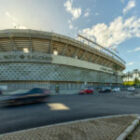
[113,89,140,98]
[0,115,137,140]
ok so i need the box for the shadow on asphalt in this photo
[0,101,48,109]
[0,93,114,109]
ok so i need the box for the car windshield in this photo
[0,0,140,140]
[28,88,44,94]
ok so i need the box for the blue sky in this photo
[0,0,140,72]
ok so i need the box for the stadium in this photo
[0,29,125,91]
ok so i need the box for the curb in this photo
[116,115,140,140]
[0,114,138,137]
[46,114,138,127]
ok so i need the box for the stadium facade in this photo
[0,29,125,91]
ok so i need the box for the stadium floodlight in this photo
[53,50,58,55]
[23,48,29,53]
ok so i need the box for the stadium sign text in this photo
[1,53,52,62]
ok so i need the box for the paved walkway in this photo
[113,89,140,98]
[0,115,136,140]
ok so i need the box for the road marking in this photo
[47,103,70,110]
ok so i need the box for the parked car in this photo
[79,88,94,95]
[0,88,51,106]
[99,87,112,93]
[112,87,121,92]
[127,87,135,91]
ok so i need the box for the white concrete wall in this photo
[52,55,114,74]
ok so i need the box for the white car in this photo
[112,87,121,92]
[127,87,135,91]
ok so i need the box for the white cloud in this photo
[64,0,82,20]
[68,19,78,30]
[80,16,140,47]
[5,11,27,29]
[84,9,90,17]
[123,0,135,14]
[128,47,140,53]
[68,20,73,29]
[95,12,99,16]
[84,11,89,17]
[121,0,125,3]
[69,24,73,29]
[127,62,134,66]
[5,11,18,23]
[134,47,140,51]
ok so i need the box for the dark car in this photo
[0,90,2,95]
[99,87,112,93]
[0,88,50,106]
[79,88,94,95]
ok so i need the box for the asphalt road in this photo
[0,93,140,134]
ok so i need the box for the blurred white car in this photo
[127,87,135,91]
[112,87,121,92]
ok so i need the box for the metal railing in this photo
[51,32,125,66]
[77,34,126,65]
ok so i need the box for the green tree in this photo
[134,78,140,86]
